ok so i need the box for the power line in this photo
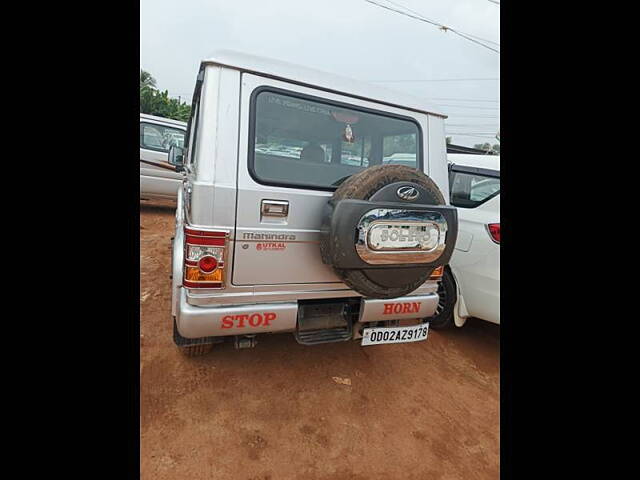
[450,134,498,139]
[447,125,499,128]
[451,124,500,128]
[381,0,500,48]
[363,0,500,54]
[445,131,498,137]
[447,114,500,118]
[447,127,500,131]
[461,31,500,48]
[447,128,500,130]
[428,97,499,103]
[370,78,499,82]
[447,124,500,127]
[449,134,499,139]
[437,104,500,110]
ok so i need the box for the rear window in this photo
[251,90,421,190]
[449,169,500,208]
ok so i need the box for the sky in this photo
[140,0,499,147]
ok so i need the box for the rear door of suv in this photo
[232,73,428,286]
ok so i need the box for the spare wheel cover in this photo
[320,164,450,299]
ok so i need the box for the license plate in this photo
[361,323,429,346]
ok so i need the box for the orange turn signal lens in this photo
[430,265,444,279]
[185,266,223,283]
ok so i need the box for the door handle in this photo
[261,200,289,217]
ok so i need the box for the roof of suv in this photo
[202,50,447,119]
[448,153,500,172]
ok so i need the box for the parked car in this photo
[167,50,459,356]
[429,154,500,329]
[140,113,187,200]
[383,153,417,167]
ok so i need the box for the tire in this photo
[321,164,446,299]
[427,268,457,329]
[179,343,214,357]
[330,164,445,206]
[173,317,218,357]
[334,268,430,300]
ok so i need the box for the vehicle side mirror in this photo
[168,145,185,172]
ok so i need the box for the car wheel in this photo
[427,268,457,329]
[179,344,214,357]
[173,317,217,357]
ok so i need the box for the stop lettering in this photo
[221,312,277,329]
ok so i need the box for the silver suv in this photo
[168,51,458,355]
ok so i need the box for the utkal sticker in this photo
[256,242,286,251]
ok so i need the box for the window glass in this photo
[252,91,421,189]
[185,99,199,168]
[383,133,417,167]
[449,170,500,208]
[140,123,185,152]
[341,137,371,167]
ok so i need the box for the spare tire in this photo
[320,164,457,299]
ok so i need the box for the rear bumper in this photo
[175,289,440,339]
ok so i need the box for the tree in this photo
[140,70,157,89]
[446,136,452,144]
[474,143,500,154]
[140,69,191,122]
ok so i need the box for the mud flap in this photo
[173,317,224,347]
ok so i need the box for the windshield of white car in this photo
[449,169,500,208]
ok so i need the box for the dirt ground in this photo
[140,201,500,480]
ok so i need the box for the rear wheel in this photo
[179,344,214,357]
[173,317,218,357]
[427,268,457,329]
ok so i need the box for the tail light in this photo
[183,226,229,289]
[429,265,444,280]
[487,223,500,244]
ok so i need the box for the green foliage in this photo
[140,69,191,122]
[446,136,452,144]
[474,143,500,154]
[140,70,157,89]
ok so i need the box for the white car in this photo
[383,153,417,166]
[140,113,187,200]
[429,154,500,328]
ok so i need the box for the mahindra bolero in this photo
[168,50,458,355]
